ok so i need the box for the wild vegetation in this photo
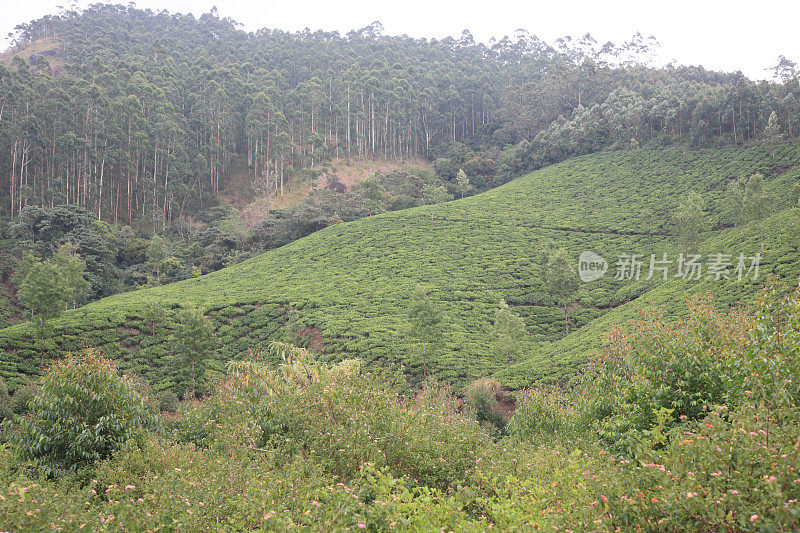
[2,5,800,321]
[1,281,799,530]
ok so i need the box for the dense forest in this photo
[2,4,799,231]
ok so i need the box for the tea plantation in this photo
[2,145,800,392]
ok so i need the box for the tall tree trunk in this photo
[97,157,105,219]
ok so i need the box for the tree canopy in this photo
[1,5,798,231]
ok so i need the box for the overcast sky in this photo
[2,0,799,80]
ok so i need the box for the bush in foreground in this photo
[465,377,507,432]
[1,283,800,530]
[10,350,157,476]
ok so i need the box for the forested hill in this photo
[1,4,799,230]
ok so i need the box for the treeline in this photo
[1,5,799,230]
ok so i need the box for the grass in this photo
[1,144,800,391]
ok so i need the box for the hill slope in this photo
[1,145,799,391]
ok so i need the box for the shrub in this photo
[171,398,212,447]
[10,380,39,415]
[465,377,506,432]
[507,387,578,441]
[218,343,492,489]
[0,378,10,420]
[12,350,157,475]
[169,305,217,398]
[584,294,750,453]
[156,390,179,412]
[571,404,800,531]
[585,280,800,456]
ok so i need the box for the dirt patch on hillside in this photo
[494,389,517,418]
[298,325,325,354]
[322,157,430,190]
[0,38,64,73]
[235,157,431,228]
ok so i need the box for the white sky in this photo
[2,0,799,80]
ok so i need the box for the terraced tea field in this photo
[2,145,799,391]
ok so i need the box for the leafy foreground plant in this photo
[8,351,157,477]
[2,287,800,531]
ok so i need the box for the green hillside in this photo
[2,145,799,391]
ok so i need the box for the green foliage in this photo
[744,172,775,252]
[219,343,490,489]
[14,253,67,325]
[1,295,800,530]
[2,4,799,236]
[507,387,579,441]
[11,351,156,476]
[155,390,178,413]
[421,184,453,220]
[585,279,800,455]
[455,168,473,198]
[492,299,527,367]
[3,147,800,390]
[13,248,88,361]
[407,286,444,375]
[169,306,217,398]
[0,378,11,420]
[9,381,38,416]
[146,236,169,283]
[544,248,579,335]
[7,206,120,299]
[727,175,749,236]
[141,301,166,336]
[765,110,784,157]
[465,377,507,432]
[53,243,91,308]
[671,192,706,251]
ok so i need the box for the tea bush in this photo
[1,285,800,530]
[1,248,800,529]
[3,145,800,392]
